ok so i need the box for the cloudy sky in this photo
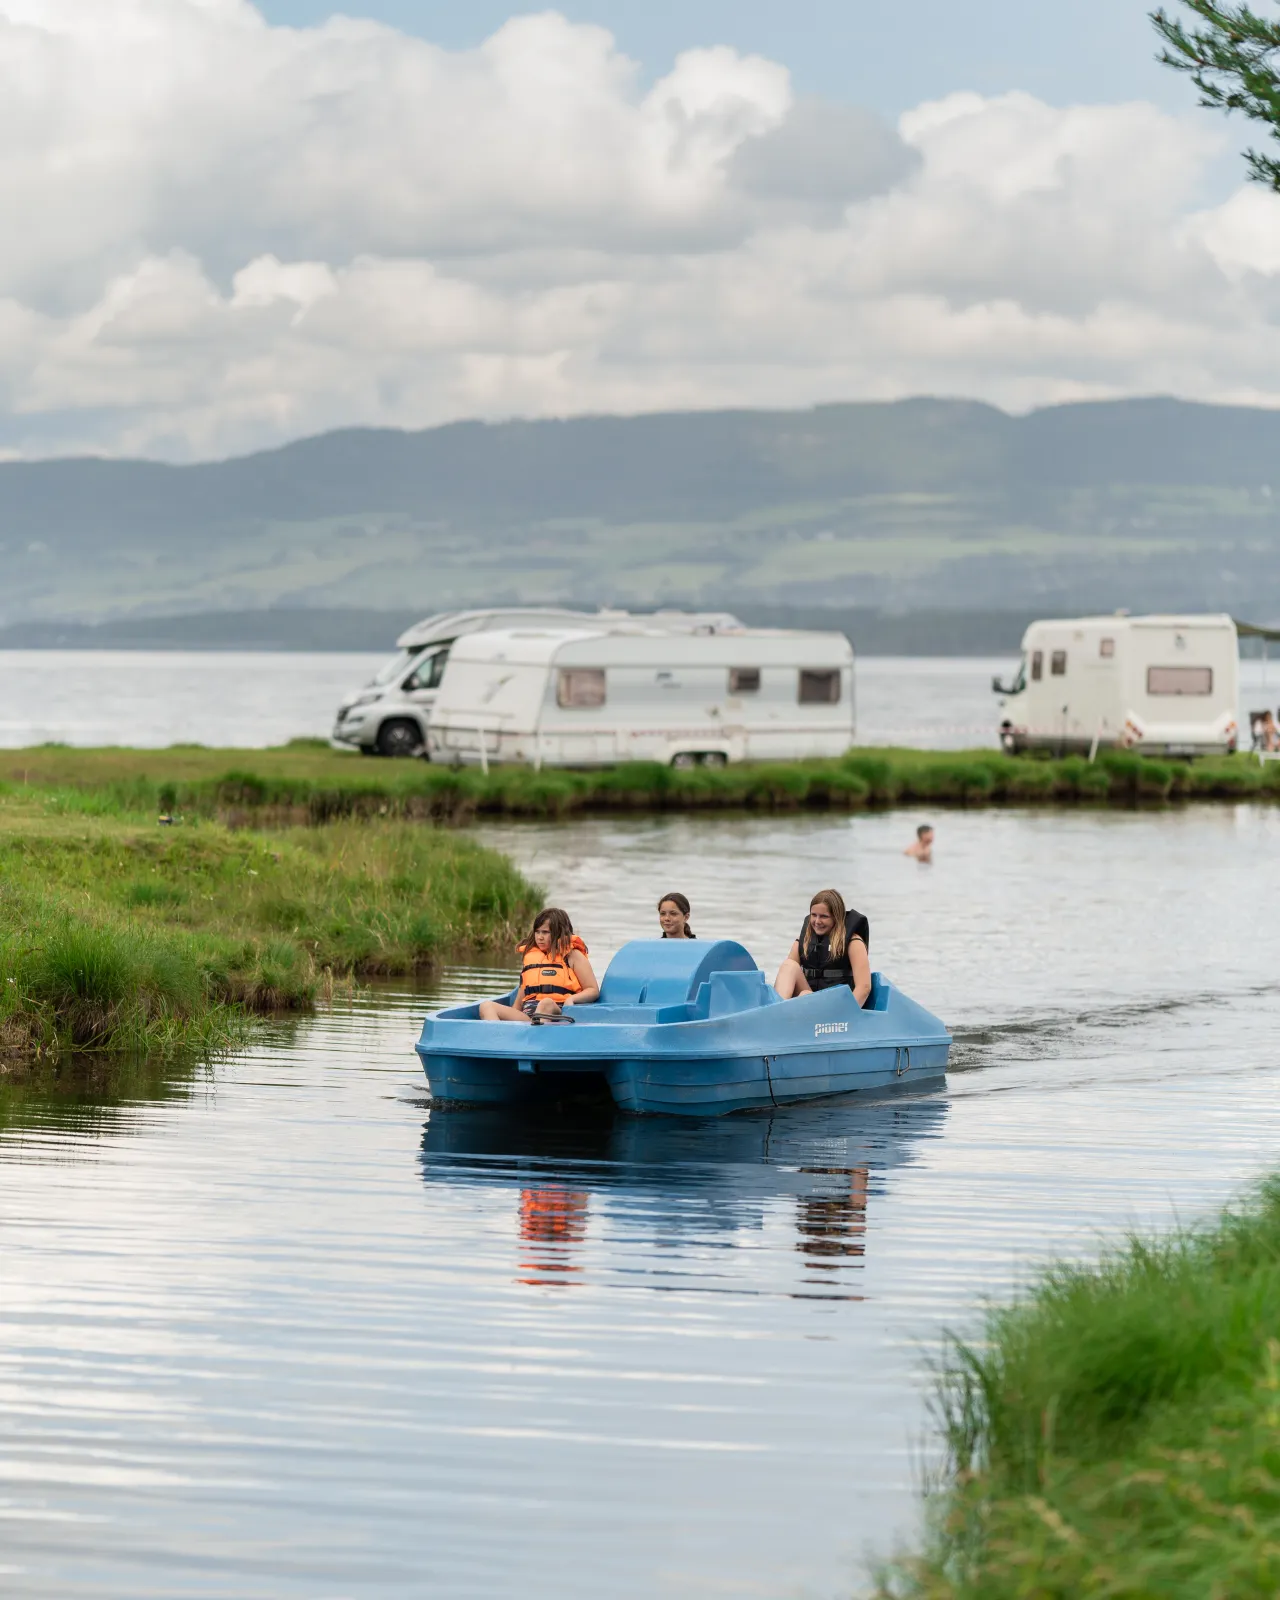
[5,0,1280,461]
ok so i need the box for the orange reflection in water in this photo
[517,1185,589,1286]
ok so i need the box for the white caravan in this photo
[332,607,741,757]
[426,624,855,769]
[994,614,1239,756]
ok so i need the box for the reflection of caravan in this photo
[995,614,1239,756]
[427,624,855,769]
[331,607,741,757]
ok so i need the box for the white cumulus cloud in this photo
[1,0,1279,458]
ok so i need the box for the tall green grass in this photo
[6,743,1276,826]
[0,807,539,1058]
[878,1179,1280,1598]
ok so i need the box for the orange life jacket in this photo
[518,935,588,1001]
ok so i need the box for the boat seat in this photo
[690,970,778,1019]
[864,974,889,1011]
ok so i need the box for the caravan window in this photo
[1148,665,1213,696]
[557,668,606,708]
[1050,650,1067,676]
[729,668,761,694]
[1031,650,1043,681]
[799,670,841,705]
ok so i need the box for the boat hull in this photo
[416,939,950,1118]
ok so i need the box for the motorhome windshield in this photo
[368,650,418,688]
[992,658,1027,696]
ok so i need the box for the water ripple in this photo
[2,809,1280,1596]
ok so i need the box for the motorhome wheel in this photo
[375,718,424,758]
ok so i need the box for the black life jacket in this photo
[799,909,870,992]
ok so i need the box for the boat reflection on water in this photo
[793,1165,872,1297]
[420,1091,949,1299]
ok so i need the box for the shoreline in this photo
[1,742,1276,823]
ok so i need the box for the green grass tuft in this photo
[0,801,539,1058]
[878,1178,1280,1598]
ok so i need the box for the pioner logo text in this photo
[814,1021,850,1037]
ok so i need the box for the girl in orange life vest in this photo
[773,888,872,1007]
[478,907,600,1024]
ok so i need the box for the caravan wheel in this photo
[670,751,727,769]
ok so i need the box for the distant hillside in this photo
[2,397,1278,628]
[0,605,1054,657]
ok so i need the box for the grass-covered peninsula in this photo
[879,1181,1280,1599]
[1,740,1277,824]
[0,792,537,1060]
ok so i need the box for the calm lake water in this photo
[5,648,1277,751]
[3,806,1280,1597]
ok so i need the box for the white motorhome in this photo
[331,606,741,757]
[426,624,855,769]
[994,614,1239,756]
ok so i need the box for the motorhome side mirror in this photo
[991,675,1005,693]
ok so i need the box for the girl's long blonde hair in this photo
[801,889,847,962]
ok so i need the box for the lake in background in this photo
[2,650,1279,752]
[2,806,1279,1598]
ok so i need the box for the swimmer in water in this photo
[904,824,934,862]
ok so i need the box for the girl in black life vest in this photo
[479,907,600,1024]
[773,888,872,1007]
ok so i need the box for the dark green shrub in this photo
[1100,752,1174,801]
[1136,758,1175,798]
[1053,756,1112,800]
[841,754,903,802]
[1003,762,1059,801]
[590,762,671,807]
[666,766,731,806]
[484,771,582,816]
[905,761,996,803]
[804,763,870,807]
[1187,763,1265,798]
[743,764,812,807]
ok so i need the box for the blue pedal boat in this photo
[415,938,950,1117]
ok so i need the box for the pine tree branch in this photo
[1152,1,1280,188]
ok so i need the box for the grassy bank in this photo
[879,1180,1280,1598]
[2,741,1279,825]
[0,793,537,1059]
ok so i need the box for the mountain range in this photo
[2,396,1278,634]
